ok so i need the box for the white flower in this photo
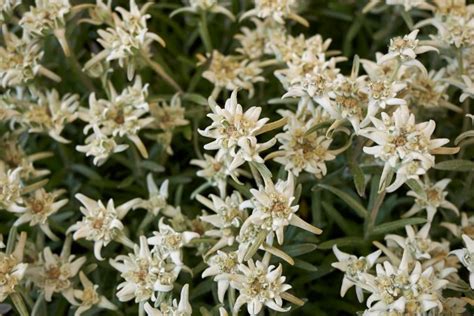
[332,245,381,302]
[199,90,269,157]
[274,104,336,177]
[85,0,165,80]
[361,105,450,192]
[149,94,189,131]
[0,133,52,179]
[403,178,459,221]
[147,218,199,266]
[21,89,80,143]
[76,126,129,166]
[363,250,448,315]
[0,232,27,302]
[135,174,173,216]
[200,51,264,97]
[10,188,68,240]
[385,223,442,260]
[0,0,21,21]
[78,77,153,160]
[441,212,474,238]
[73,272,117,316]
[202,250,239,302]
[20,0,71,36]
[450,234,474,289]
[0,27,61,87]
[68,194,140,260]
[228,259,292,315]
[29,246,86,303]
[240,174,322,245]
[144,284,192,316]
[241,0,308,27]
[109,236,181,302]
[0,163,23,210]
[190,153,242,197]
[171,0,235,21]
[362,79,406,120]
[379,30,438,74]
[198,192,246,254]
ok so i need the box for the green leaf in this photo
[70,164,102,181]
[349,162,366,197]
[139,160,165,173]
[182,93,208,106]
[282,243,318,257]
[317,184,368,218]
[293,259,318,272]
[322,202,356,236]
[371,217,427,236]
[434,159,474,172]
[318,237,367,250]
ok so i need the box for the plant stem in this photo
[142,52,182,92]
[10,293,29,316]
[198,11,213,53]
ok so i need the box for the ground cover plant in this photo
[1,0,474,315]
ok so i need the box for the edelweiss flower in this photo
[198,192,246,254]
[147,218,199,266]
[362,79,406,120]
[0,133,51,179]
[78,77,153,160]
[379,30,438,74]
[402,178,459,221]
[363,250,448,315]
[135,174,174,216]
[235,18,269,60]
[201,51,264,97]
[76,126,129,166]
[0,27,61,87]
[332,245,381,302]
[0,232,27,302]
[274,104,336,177]
[20,0,72,55]
[144,284,192,316]
[364,0,434,12]
[199,90,269,158]
[149,94,189,131]
[109,236,181,302]
[84,0,165,80]
[227,259,292,315]
[73,272,117,316]
[29,246,86,303]
[190,153,242,197]
[21,89,80,143]
[241,0,308,27]
[441,212,474,238]
[450,234,474,289]
[10,188,68,240]
[385,223,443,260]
[0,163,23,210]
[0,0,21,21]
[361,105,450,192]
[171,0,235,21]
[202,250,239,302]
[68,194,140,260]
[240,174,322,245]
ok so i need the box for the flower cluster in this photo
[1,0,474,315]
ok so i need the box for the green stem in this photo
[198,11,213,53]
[457,47,464,77]
[10,293,29,316]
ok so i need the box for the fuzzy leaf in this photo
[317,184,368,218]
[371,217,426,236]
